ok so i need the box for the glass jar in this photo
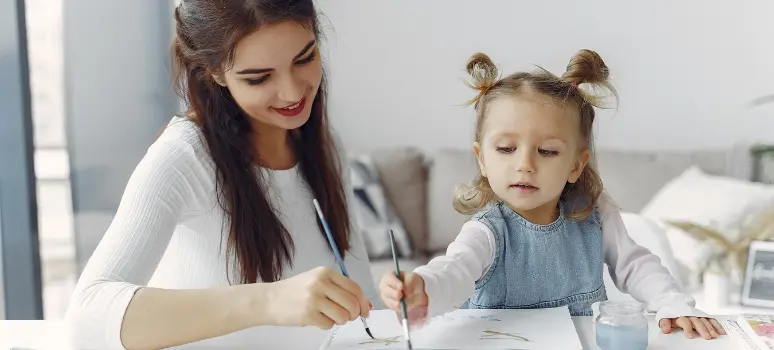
[595,301,649,350]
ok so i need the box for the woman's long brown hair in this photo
[170,0,350,283]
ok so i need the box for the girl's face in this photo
[215,21,323,134]
[474,95,590,224]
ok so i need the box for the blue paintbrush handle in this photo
[313,199,373,338]
[313,199,348,277]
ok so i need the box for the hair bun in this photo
[561,49,609,86]
[464,52,499,106]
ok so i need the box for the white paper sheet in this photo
[719,318,761,350]
[320,306,582,350]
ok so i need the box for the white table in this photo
[573,315,742,350]
[692,290,774,316]
[0,316,745,349]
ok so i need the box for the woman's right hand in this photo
[379,271,429,325]
[265,266,372,329]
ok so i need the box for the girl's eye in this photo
[496,147,516,154]
[538,149,559,156]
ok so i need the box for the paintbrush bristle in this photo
[365,327,374,339]
[402,319,412,349]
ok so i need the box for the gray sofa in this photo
[356,146,754,288]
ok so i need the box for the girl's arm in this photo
[599,194,708,320]
[413,221,496,317]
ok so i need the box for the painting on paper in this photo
[320,306,582,350]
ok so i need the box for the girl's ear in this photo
[473,141,486,177]
[568,149,590,183]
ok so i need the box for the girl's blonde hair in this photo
[453,49,618,219]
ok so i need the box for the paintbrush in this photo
[312,199,374,339]
[389,229,413,350]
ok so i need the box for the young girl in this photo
[380,50,725,340]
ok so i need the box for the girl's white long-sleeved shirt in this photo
[413,195,707,322]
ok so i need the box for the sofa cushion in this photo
[350,156,414,259]
[427,149,479,253]
[595,149,731,213]
[640,166,774,286]
[642,166,774,239]
[370,147,429,254]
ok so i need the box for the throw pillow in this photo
[370,147,429,254]
[426,149,480,253]
[642,166,774,240]
[349,155,413,259]
[640,166,774,288]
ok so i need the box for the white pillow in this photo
[641,166,774,241]
[640,166,774,286]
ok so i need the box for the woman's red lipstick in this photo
[272,97,306,117]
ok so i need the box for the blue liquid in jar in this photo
[596,323,648,350]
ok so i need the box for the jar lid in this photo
[599,301,645,315]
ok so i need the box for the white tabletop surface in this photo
[0,315,746,349]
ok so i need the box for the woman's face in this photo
[216,21,322,133]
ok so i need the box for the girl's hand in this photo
[265,266,371,329]
[379,271,429,326]
[659,317,726,339]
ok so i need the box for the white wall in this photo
[64,1,177,272]
[318,0,774,153]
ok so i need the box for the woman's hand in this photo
[264,266,372,329]
[659,316,726,339]
[379,271,429,326]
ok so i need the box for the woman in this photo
[64,1,378,349]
